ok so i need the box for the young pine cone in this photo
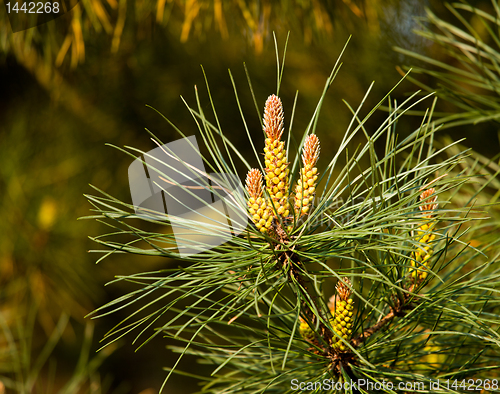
[263,95,290,219]
[294,134,320,217]
[329,278,354,352]
[410,188,438,282]
[298,316,316,343]
[245,168,272,233]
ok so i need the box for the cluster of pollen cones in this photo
[245,94,320,234]
[244,94,441,356]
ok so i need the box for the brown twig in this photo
[351,287,418,348]
[351,310,396,347]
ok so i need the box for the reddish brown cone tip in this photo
[246,168,263,199]
[302,134,320,166]
[335,278,352,302]
[419,188,438,214]
[263,95,284,141]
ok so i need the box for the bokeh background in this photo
[1,0,499,392]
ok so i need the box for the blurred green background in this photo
[1,0,499,392]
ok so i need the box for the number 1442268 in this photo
[6,2,60,13]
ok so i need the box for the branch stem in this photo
[351,310,396,347]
